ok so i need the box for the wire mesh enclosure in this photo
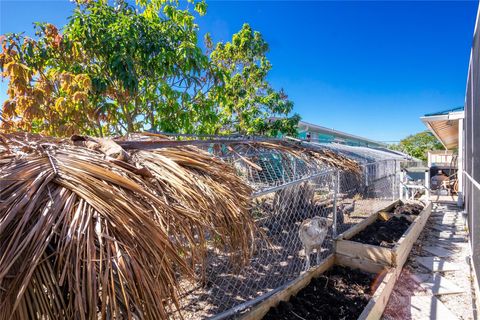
[173,140,402,320]
[464,5,480,304]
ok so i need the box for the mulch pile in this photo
[393,203,424,216]
[350,203,424,248]
[263,266,375,320]
[350,216,411,248]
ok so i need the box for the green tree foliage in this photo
[209,24,300,136]
[66,0,217,134]
[1,0,217,136]
[389,131,444,161]
[0,0,299,137]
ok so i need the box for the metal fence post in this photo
[333,169,339,237]
[293,158,297,180]
[392,160,396,201]
[364,165,369,187]
[424,169,430,199]
[399,169,405,200]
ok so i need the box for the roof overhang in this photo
[420,111,464,150]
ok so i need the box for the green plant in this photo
[389,131,444,161]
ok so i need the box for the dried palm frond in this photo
[302,147,362,174]
[217,140,362,174]
[118,133,361,175]
[0,133,255,320]
[133,146,255,265]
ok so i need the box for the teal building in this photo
[296,121,386,148]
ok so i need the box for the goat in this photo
[273,182,315,219]
[298,216,333,271]
[339,199,356,217]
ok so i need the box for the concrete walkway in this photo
[382,201,476,320]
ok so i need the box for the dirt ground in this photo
[262,266,376,320]
[382,202,476,320]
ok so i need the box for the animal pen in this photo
[0,133,412,320]
[180,138,405,319]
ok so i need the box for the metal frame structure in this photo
[463,2,480,308]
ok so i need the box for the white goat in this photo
[298,216,333,271]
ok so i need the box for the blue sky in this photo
[1,1,478,142]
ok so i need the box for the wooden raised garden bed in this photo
[240,254,397,320]
[232,200,431,320]
[335,200,432,267]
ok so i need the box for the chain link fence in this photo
[173,142,401,320]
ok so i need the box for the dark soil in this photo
[262,266,375,320]
[350,216,411,248]
[393,203,424,216]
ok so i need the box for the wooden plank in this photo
[241,201,429,320]
[335,254,387,274]
[358,267,399,320]
[410,295,459,320]
[241,255,393,320]
[395,202,432,251]
[353,200,432,320]
[336,239,393,266]
[393,201,432,267]
[336,201,432,267]
[240,254,335,320]
[336,200,402,241]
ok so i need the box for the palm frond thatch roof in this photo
[0,133,254,319]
